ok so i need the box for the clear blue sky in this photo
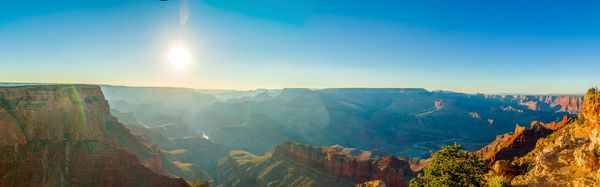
[1,0,599,94]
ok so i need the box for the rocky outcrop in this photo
[509,88,600,186]
[0,85,188,187]
[583,88,600,129]
[217,141,416,187]
[510,132,600,186]
[476,116,570,163]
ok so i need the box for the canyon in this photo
[0,84,590,187]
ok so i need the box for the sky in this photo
[1,0,599,94]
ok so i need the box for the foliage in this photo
[487,176,511,187]
[409,144,487,187]
[511,157,534,175]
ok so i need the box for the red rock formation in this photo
[272,142,415,187]
[217,142,416,187]
[538,115,571,130]
[490,95,583,114]
[510,88,600,186]
[0,85,188,187]
[570,88,600,138]
[476,116,570,163]
[583,88,600,128]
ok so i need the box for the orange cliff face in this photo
[476,116,571,163]
[570,88,600,138]
[583,88,600,128]
[508,88,600,186]
[0,85,188,187]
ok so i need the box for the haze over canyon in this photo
[0,83,594,186]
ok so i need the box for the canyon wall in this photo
[217,141,416,187]
[476,116,570,163]
[481,88,600,186]
[490,95,583,114]
[0,85,188,187]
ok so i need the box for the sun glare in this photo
[167,43,192,71]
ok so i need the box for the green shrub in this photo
[487,176,510,187]
[511,158,534,175]
[409,144,487,187]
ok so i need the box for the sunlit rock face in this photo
[488,95,584,114]
[0,85,188,187]
[507,89,600,186]
[0,85,110,143]
[583,88,600,128]
[216,141,416,187]
[476,116,570,163]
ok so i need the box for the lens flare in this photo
[180,0,189,26]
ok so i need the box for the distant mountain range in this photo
[100,85,582,158]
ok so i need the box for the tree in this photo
[410,144,487,187]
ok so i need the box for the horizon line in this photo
[0,81,586,96]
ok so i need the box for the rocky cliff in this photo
[486,88,600,186]
[490,95,583,114]
[0,85,188,187]
[217,141,416,187]
[476,116,570,163]
[510,129,600,186]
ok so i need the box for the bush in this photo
[511,157,534,175]
[487,176,510,187]
[409,144,487,187]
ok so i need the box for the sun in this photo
[166,43,192,71]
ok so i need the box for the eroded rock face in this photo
[0,85,188,187]
[217,142,416,187]
[510,89,600,186]
[511,133,600,186]
[491,95,584,114]
[583,88,600,127]
[476,117,570,163]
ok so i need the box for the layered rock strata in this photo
[0,85,188,187]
